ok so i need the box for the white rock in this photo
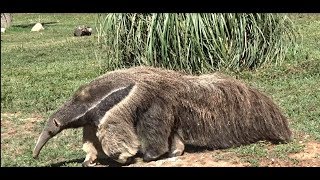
[167,157,178,162]
[31,23,44,32]
[1,28,5,33]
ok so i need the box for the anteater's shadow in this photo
[48,145,212,167]
[48,158,123,167]
[48,158,84,167]
[184,144,214,153]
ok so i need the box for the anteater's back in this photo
[99,66,292,149]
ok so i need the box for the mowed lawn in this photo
[1,13,319,167]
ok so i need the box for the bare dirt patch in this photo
[122,141,320,167]
[126,150,251,167]
[1,112,43,139]
[1,113,45,156]
[288,141,320,166]
[257,141,320,167]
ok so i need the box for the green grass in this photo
[1,13,101,166]
[1,13,320,167]
[1,13,104,115]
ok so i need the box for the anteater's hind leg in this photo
[82,124,107,167]
[168,133,185,157]
[137,102,174,162]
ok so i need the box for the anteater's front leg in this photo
[82,124,107,167]
[137,103,174,162]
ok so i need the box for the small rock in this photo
[31,23,44,32]
[1,27,5,33]
[74,25,92,37]
[155,161,164,166]
[167,157,178,162]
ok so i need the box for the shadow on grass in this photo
[184,144,215,153]
[47,146,213,167]
[12,22,59,28]
[47,158,84,167]
[48,158,124,167]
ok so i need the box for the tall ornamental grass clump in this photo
[96,13,297,74]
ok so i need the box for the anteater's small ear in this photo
[74,85,92,102]
[89,83,135,123]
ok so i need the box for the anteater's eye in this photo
[53,119,60,127]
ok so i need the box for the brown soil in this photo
[122,141,320,167]
[1,112,43,139]
[125,150,251,167]
[257,141,320,167]
[1,113,44,156]
[288,141,320,166]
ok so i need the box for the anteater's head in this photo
[33,75,135,159]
